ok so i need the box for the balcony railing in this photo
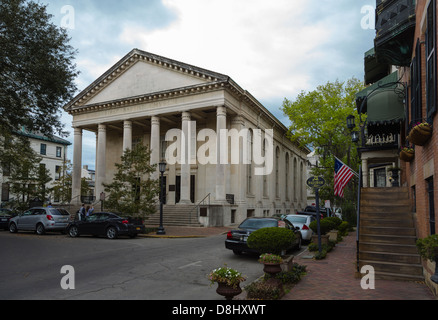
[374,0,416,66]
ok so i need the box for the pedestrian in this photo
[79,204,86,221]
[87,205,94,217]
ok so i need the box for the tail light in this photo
[302,224,309,230]
[46,215,54,221]
[122,220,129,224]
[227,231,233,240]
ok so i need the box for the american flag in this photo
[334,158,355,198]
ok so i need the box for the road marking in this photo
[178,261,202,269]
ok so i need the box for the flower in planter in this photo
[401,147,414,153]
[207,265,246,288]
[259,253,283,264]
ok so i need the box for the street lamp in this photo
[157,161,167,235]
[346,115,356,130]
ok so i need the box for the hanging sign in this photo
[306,176,325,189]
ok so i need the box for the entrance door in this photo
[374,168,387,187]
[175,175,195,204]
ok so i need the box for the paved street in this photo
[0,230,301,300]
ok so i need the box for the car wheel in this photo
[106,226,117,239]
[9,223,17,233]
[68,226,79,238]
[36,223,45,235]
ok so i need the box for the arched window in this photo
[285,153,290,201]
[246,129,253,195]
[275,147,280,198]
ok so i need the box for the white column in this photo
[150,116,160,179]
[180,111,191,204]
[362,158,369,188]
[95,124,107,199]
[123,120,132,153]
[72,127,82,204]
[216,106,227,203]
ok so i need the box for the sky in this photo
[44,0,377,170]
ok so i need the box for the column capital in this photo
[217,105,227,117]
[98,124,107,132]
[123,120,132,128]
[182,111,191,122]
[151,116,160,126]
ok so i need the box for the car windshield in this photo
[287,216,307,224]
[239,219,278,229]
[49,208,70,216]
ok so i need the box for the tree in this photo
[103,143,160,218]
[0,0,78,140]
[51,160,72,204]
[282,78,365,204]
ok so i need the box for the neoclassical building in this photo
[64,49,309,226]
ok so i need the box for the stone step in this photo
[360,217,414,228]
[360,226,417,236]
[359,250,421,264]
[359,260,424,278]
[360,242,419,255]
[360,234,417,245]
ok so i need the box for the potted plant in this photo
[399,147,415,162]
[416,235,438,284]
[408,122,432,146]
[387,166,401,187]
[207,265,246,300]
[259,253,283,277]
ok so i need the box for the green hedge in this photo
[247,227,296,255]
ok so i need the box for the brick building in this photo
[357,0,437,295]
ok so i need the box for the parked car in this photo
[9,207,71,235]
[225,217,302,255]
[0,208,15,231]
[285,214,315,242]
[67,212,145,239]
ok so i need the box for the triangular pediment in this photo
[65,49,229,110]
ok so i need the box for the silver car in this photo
[9,207,71,235]
[285,214,315,242]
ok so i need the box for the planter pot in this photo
[312,234,329,245]
[263,262,282,277]
[399,150,415,162]
[216,282,242,300]
[280,255,294,272]
[408,125,432,146]
[327,230,338,242]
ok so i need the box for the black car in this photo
[225,217,302,255]
[0,209,14,230]
[67,212,145,239]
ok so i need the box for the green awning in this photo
[356,71,405,125]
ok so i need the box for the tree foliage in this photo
[0,0,78,139]
[103,143,160,218]
[282,78,365,203]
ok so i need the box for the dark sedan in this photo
[67,212,145,239]
[225,217,302,255]
[0,209,14,231]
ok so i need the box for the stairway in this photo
[358,187,424,281]
[145,204,204,227]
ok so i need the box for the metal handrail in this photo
[189,193,211,225]
[356,165,363,273]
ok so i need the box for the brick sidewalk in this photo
[282,232,437,300]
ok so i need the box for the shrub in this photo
[325,217,342,229]
[247,227,296,255]
[309,219,332,235]
[416,234,438,262]
[246,281,283,300]
[273,264,307,284]
[338,221,350,236]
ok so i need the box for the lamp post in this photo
[347,115,359,143]
[157,161,167,235]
